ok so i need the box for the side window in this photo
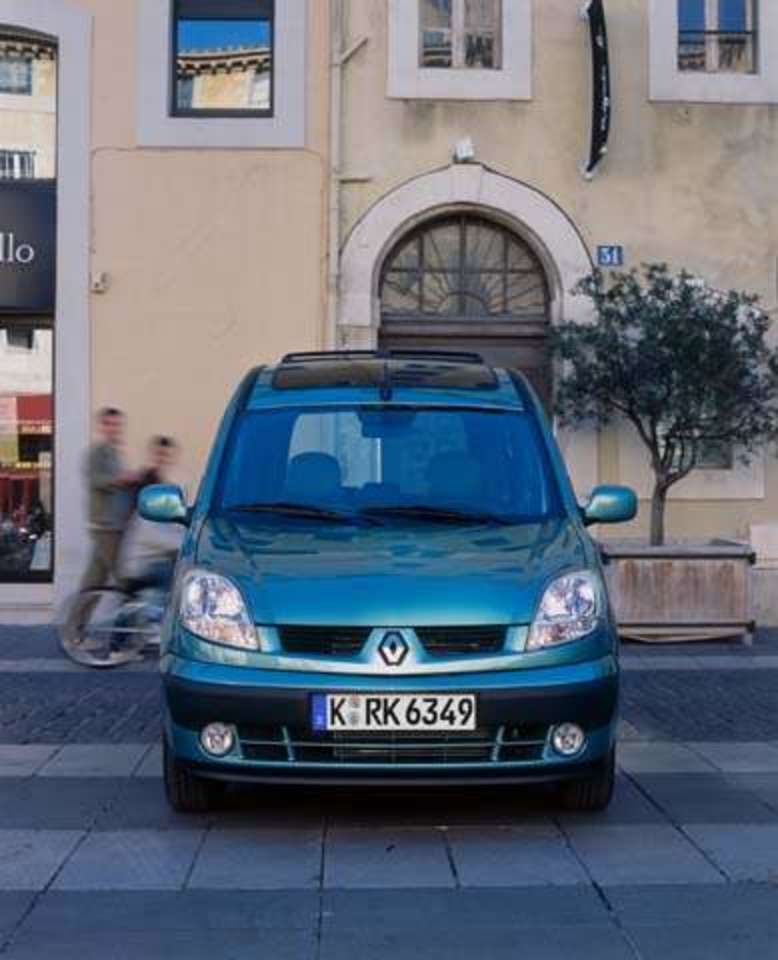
[172,0,274,117]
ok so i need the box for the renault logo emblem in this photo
[378,631,409,667]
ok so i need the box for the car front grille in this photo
[278,626,371,657]
[238,724,548,766]
[276,625,507,658]
[414,626,506,656]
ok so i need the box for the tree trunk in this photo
[650,481,667,547]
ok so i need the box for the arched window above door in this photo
[380,214,548,322]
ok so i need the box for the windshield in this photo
[218,406,563,524]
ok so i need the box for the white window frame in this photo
[137,0,307,149]
[650,0,778,103]
[388,0,532,101]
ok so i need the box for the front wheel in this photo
[163,736,224,813]
[558,748,615,812]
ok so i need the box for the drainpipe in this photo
[326,0,345,350]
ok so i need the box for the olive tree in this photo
[551,264,778,545]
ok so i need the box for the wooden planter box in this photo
[601,540,756,643]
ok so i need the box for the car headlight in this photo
[179,571,258,650]
[527,571,600,651]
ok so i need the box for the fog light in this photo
[200,722,235,757]
[551,723,586,757]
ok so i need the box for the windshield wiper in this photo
[360,505,512,526]
[227,501,365,523]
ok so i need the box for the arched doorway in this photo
[378,212,551,408]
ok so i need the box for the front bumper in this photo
[162,653,618,785]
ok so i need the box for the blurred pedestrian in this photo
[121,435,184,592]
[129,435,177,509]
[63,407,138,648]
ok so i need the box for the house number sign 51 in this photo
[597,245,624,268]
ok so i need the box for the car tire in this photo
[558,747,615,812]
[163,736,224,813]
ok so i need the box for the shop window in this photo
[172,0,274,116]
[0,30,56,582]
[0,150,35,180]
[678,0,757,73]
[0,327,53,580]
[420,0,502,70]
[0,53,32,95]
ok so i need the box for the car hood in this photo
[194,514,589,626]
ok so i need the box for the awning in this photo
[582,0,611,179]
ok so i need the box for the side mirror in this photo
[582,485,637,526]
[138,484,189,525]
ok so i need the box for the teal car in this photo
[140,351,636,813]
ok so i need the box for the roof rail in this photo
[280,349,485,365]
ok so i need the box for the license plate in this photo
[311,693,477,732]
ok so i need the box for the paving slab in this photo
[0,831,83,891]
[0,779,126,830]
[37,744,149,778]
[92,779,211,832]
[133,743,162,778]
[605,883,778,930]
[18,890,320,933]
[447,825,588,886]
[566,824,725,886]
[624,922,777,960]
[726,773,778,813]
[324,885,611,930]
[557,774,666,826]
[618,742,717,774]
[0,746,59,778]
[0,892,35,939]
[324,828,454,889]
[688,741,778,773]
[617,719,643,740]
[188,828,322,889]
[630,772,778,824]
[683,824,778,882]
[325,788,554,828]
[53,829,204,891]
[2,928,316,960]
[320,925,635,960]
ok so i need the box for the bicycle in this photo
[59,579,169,668]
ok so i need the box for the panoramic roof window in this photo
[172,0,274,116]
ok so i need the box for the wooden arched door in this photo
[378,214,551,409]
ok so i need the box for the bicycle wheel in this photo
[60,588,137,668]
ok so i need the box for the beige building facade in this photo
[0,0,775,618]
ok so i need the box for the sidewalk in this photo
[0,627,776,958]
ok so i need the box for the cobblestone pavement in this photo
[0,627,777,958]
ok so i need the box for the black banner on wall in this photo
[0,180,56,314]
[583,0,611,179]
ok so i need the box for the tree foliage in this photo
[551,264,778,544]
